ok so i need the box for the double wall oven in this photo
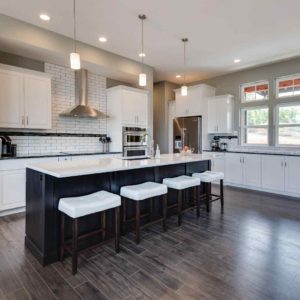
[122,127,148,158]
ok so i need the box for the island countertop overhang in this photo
[25,153,212,178]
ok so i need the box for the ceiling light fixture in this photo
[99,37,107,43]
[181,38,188,96]
[138,14,147,87]
[176,75,181,78]
[139,52,146,57]
[70,0,81,70]
[40,14,50,21]
[234,58,241,63]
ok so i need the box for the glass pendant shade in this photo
[181,85,188,96]
[139,73,147,86]
[70,52,81,70]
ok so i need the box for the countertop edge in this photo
[203,150,300,157]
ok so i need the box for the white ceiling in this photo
[1,0,300,83]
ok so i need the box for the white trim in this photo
[173,83,215,93]
[106,85,150,94]
[0,206,25,217]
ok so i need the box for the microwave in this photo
[123,127,147,147]
[123,146,148,158]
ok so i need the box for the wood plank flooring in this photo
[1,186,300,299]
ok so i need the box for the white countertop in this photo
[26,153,212,178]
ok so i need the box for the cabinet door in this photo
[175,93,189,117]
[211,157,225,173]
[261,155,285,192]
[0,169,26,211]
[216,96,234,133]
[24,74,52,129]
[207,98,217,133]
[225,153,243,184]
[284,156,300,194]
[0,69,24,128]
[243,154,261,187]
[122,90,147,126]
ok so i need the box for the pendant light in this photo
[138,14,147,87]
[70,0,81,70]
[181,38,188,96]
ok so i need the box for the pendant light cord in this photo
[182,38,188,86]
[73,0,77,52]
[139,14,146,73]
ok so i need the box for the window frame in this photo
[275,102,300,147]
[240,80,269,103]
[275,74,300,99]
[240,106,269,146]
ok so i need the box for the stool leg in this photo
[220,179,224,212]
[178,190,183,226]
[135,201,141,244]
[195,186,200,217]
[101,211,106,241]
[72,218,78,275]
[121,197,126,235]
[162,194,167,232]
[206,183,210,213]
[149,198,153,222]
[115,207,120,253]
[60,213,65,261]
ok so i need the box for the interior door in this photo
[183,117,201,153]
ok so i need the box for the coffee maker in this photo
[0,135,13,157]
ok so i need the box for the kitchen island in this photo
[25,154,211,265]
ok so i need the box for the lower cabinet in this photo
[225,153,243,184]
[0,169,26,211]
[284,156,300,195]
[261,155,285,192]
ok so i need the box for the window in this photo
[241,107,269,145]
[276,103,300,146]
[241,81,269,102]
[276,74,300,98]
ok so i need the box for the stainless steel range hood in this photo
[60,69,108,119]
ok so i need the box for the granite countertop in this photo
[203,149,300,157]
[0,151,121,160]
[26,153,212,178]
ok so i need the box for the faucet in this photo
[141,132,154,158]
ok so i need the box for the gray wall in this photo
[154,81,179,153]
[193,56,300,145]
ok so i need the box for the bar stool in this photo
[192,171,224,213]
[120,182,168,244]
[58,190,121,274]
[162,175,200,226]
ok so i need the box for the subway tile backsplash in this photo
[7,63,108,156]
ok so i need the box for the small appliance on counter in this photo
[210,137,220,151]
[0,135,16,158]
[220,142,228,151]
[99,136,111,153]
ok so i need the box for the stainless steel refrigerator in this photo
[173,116,202,153]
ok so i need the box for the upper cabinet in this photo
[175,84,215,117]
[207,94,234,134]
[0,64,52,129]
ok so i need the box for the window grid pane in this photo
[241,81,269,102]
[279,105,300,125]
[278,126,300,145]
[277,75,300,98]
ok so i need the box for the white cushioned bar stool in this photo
[163,175,200,226]
[58,190,121,274]
[192,171,224,213]
[120,182,168,244]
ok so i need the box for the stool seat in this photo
[58,191,121,218]
[192,171,224,183]
[163,175,200,190]
[120,182,167,201]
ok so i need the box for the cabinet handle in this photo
[285,161,287,167]
[26,116,29,125]
[21,116,25,125]
[281,161,284,167]
[243,157,245,163]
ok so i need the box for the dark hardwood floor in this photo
[1,186,300,300]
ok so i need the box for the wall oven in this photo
[123,146,148,158]
[123,127,147,147]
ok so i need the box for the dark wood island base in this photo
[25,159,210,266]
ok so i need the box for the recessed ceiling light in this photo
[98,37,107,43]
[234,59,241,63]
[176,75,182,78]
[40,14,50,21]
[139,52,146,57]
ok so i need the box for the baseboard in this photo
[0,206,25,217]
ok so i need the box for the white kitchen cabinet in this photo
[243,154,261,187]
[284,156,300,195]
[175,84,215,117]
[0,68,24,128]
[211,153,225,173]
[107,85,150,152]
[261,155,285,192]
[208,94,234,134]
[0,64,52,129]
[0,169,26,211]
[24,74,52,129]
[225,153,243,184]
